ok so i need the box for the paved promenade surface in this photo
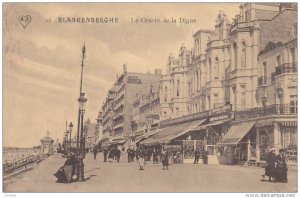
[3,153,297,193]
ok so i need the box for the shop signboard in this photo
[127,75,142,84]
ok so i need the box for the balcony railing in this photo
[274,63,297,76]
[258,76,267,85]
[234,104,297,121]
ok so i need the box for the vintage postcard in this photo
[2,2,298,194]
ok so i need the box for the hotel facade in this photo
[153,3,297,164]
[97,3,297,165]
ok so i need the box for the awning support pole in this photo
[256,128,260,161]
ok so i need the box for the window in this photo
[241,42,246,68]
[209,58,212,81]
[233,43,238,70]
[290,95,297,114]
[262,61,267,84]
[276,55,281,66]
[214,94,219,108]
[164,86,168,102]
[240,84,246,109]
[215,57,219,80]
[177,80,180,97]
[293,22,297,38]
[290,48,296,64]
[262,61,267,77]
[186,55,190,66]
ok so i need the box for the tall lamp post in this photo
[66,130,69,153]
[76,43,88,182]
[69,122,73,152]
[77,93,87,181]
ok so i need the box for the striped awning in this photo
[140,119,206,146]
[279,121,297,126]
[217,121,256,146]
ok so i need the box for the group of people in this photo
[101,147,121,163]
[194,149,209,164]
[135,145,169,170]
[126,147,162,164]
[262,148,288,183]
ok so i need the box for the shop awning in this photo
[129,129,162,146]
[217,122,255,146]
[140,119,206,146]
[110,139,127,146]
[194,119,231,131]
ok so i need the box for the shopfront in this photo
[140,119,207,163]
[216,121,256,165]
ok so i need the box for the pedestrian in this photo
[108,148,114,162]
[127,148,132,163]
[131,148,136,162]
[194,149,200,164]
[93,146,98,160]
[262,148,276,182]
[202,149,209,164]
[135,147,140,161]
[138,146,145,170]
[275,149,288,183]
[103,148,108,162]
[112,147,116,160]
[115,147,121,163]
[161,150,169,170]
[153,149,158,164]
[54,152,76,183]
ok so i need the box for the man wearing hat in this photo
[262,148,276,182]
[275,149,288,183]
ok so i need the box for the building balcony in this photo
[207,39,229,49]
[258,76,267,86]
[230,68,256,79]
[108,94,115,100]
[273,63,297,77]
[234,104,297,121]
[113,123,124,130]
[112,111,124,120]
[113,102,124,112]
[102,112,113,125]
[115,91,125,102]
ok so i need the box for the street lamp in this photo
[66,130,69,153]
[75,42,87,182]
[69,122,73,152]
[77,92,87,182]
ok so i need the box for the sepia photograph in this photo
[2,2,298,194]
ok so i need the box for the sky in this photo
[3,3,240,147]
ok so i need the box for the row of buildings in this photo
[94,3,297,164]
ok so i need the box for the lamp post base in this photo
[76,156,85,182]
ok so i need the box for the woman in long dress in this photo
[54,153,76,183]
[161,150,169,170]
[275,149,288,183]
[138,146,145,170]
[263,148,276,182]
